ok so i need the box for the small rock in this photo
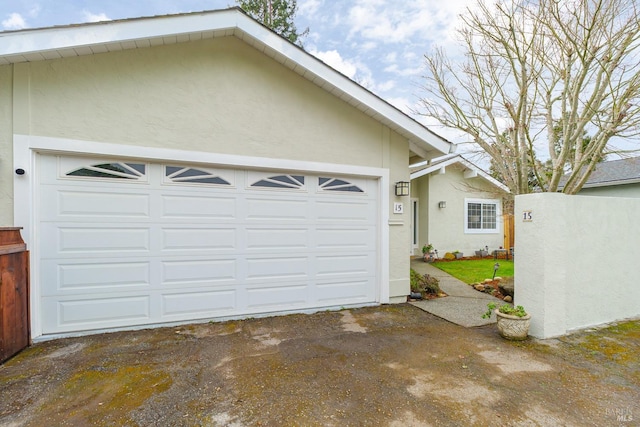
[499,281,515,298]
[474,284,485,291]
[494,276,503,282]
[503,295,513,303]
[483,278,493,284]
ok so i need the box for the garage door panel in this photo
[245,284,308,309]
[161,227,236,252]
[161,289,237,317]
[316,254,375,277]
[315,200,376,223]
[316,279,374,302]
[245,227,309,250]
[41,260,151,296]
[245,197,309,221]
[161,194,236,220]
[161,258,237,285]
[41,224,151,256]
[316,227,375,250]
[43,295,151,332]
[245,256,308,280]
[40,188,151,221]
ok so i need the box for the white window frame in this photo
[464,198,501,234]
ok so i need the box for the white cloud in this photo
[346,0,468,45]
[298,0,321,17]
[377,80,396,92]
[28,4,41,18]
[386,97,413,115]
[2,12,27,30]
[82,10,110,23]
[383,52,397,63]
[310,49,358,79]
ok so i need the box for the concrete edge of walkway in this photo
[409,258,499,328]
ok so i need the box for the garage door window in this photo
[66,162,146,180]
[319,177,363,193]
[165,166,231,185]
[251,174,305,189]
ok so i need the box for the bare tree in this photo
[417,0,640,194]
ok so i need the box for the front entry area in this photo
[37,154,379,335]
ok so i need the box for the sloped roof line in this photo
[0,8,453,157]
[410,153,510,193]
[558,156,640,189]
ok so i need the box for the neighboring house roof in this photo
[409,154,510,193]
[568,157,640,189]
[0,7,453,158]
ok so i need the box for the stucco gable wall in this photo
[3,35,415,299]
[416,164,505,256]
[17,36,390,167]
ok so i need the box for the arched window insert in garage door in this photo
[250,174,305,189]
[165,166,232,185]
[66,162,146,180]
[318,177,364,193]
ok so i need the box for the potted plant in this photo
[453,250,463,259]
[421,243,434,262]
[475,246,489,257]
[482,302,530,340]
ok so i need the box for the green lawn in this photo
[431,259,514,284]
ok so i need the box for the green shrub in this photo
[410,269,442,296]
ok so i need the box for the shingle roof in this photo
[580,157,640,187]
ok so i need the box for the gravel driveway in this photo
[1,305,638,426]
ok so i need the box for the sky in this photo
[0,0,471,145]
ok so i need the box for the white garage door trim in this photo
[14,134,391,339]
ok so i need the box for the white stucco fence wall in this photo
[515,193,640,339]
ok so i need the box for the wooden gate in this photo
[503,214,514,250]
[0,228,30,364]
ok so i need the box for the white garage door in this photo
[38,155,379,334]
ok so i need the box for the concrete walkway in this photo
[409,258,499,327]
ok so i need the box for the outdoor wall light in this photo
[438,201,446,208]
[395,181,409,196]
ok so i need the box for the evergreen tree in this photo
[236,0,308,46]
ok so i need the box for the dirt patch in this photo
[1,306,638,426]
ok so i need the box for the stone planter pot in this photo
[475,250,488,257]
[454,253,464,259]
[495,310,531,340]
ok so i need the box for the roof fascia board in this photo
[457,158,510,192]
[410,155,510,193]
[0,9,452,156]
[0,10,240,57]
[583,178,640,188]
[410,156,460,179]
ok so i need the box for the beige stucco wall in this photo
[1,36,415,299]
[387,130,410,301]
[19,38,385,165]
[516,193,640,338]
[412,164,506,257]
